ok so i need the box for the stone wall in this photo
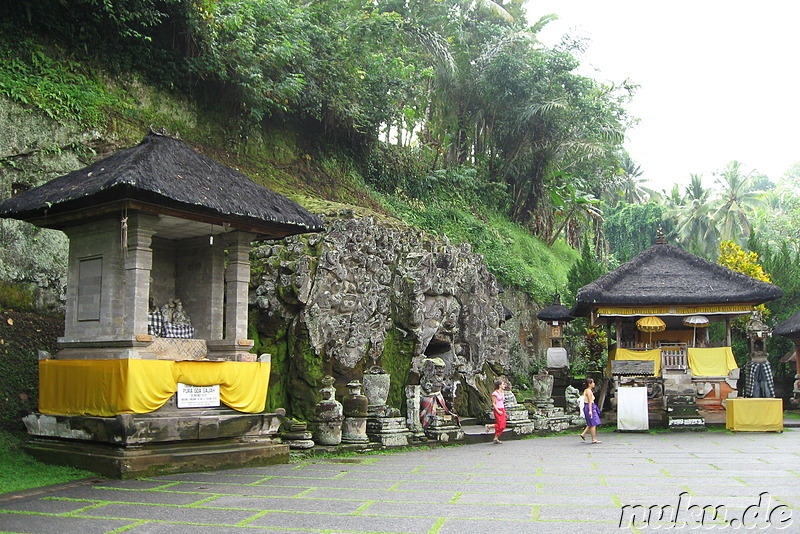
[251,213,547,422]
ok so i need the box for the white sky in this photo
[524,1,800,191]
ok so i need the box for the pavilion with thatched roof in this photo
[572,233,783,428]
[0,132,323,477]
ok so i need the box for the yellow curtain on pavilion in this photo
[609,348,662,376]
[687,347,738,377]
[38,359,271,416]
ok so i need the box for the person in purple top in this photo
[579,378,602,443]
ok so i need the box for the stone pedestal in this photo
[419,408,464,442]
[366,416,412,447]
[362,368,412,446]
[312,376,343,446]
[23,410,287,478]
[342,380,369,444]
[279,419,315,449]
[522,370,570,431]
[405,385,426,439]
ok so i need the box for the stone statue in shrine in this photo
[419,357,459,430]
[161,299,192,326]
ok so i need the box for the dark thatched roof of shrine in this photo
[537,294,575,322]
[774,311,800,338]
[0,133,323,237]
[572,242,783,317]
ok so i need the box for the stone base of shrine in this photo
[22,410,289,478]
[23,435,289,479]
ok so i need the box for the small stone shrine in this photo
[536,293,575,369]
[312,376,344,446]
[342,380,369,445]
[0,132,323,476]
[418,358,464,442]
[362,366,412,446]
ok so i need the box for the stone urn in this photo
[342,380,369,444]
[362,366,391,407]
[343,380,369,417]
[313,376,343,446]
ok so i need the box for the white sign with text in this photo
[176,383,220,408]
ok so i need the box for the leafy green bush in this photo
[0,25,122,128]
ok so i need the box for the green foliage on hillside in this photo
[384,193,578,303]
[0,28,122,128]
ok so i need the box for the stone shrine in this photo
[0,132,323,476]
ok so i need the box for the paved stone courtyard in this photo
[2,429,799,533]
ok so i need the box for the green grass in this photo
[0,430,92,495]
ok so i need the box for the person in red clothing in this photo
[490,378,507,444]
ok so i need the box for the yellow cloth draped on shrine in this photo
[609,348,662,376]
[726,398,783,432]
[39,359,270,416]
[687,347,738,377]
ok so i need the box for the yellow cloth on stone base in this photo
[39,359,270,416]
[687,347,738,377]
[726,398,783,432]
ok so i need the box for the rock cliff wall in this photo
[251,212,548,421]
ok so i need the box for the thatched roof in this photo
[0,133,323,238]
[572,242,783,317]
[775,311,800,339]
[537,294,575,323]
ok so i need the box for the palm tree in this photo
[616,152,649,205]
[674,174,718,258]
[712,161,765,246]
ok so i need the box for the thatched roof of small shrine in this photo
[572,242,783,317]
[774,311,800,338]
[537,294,575,322]
[0,133,323,237]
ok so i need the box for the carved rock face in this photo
[252,216,512,418]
